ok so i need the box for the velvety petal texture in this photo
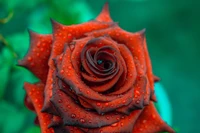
[20,3,174,133]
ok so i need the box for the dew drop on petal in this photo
[80,118,85,123]
[111,123,118,127]
[96,102,101,106]
[71,114,76,118]
[58,99,62,103]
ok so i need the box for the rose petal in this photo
[132,102,175,133]
[49,116,84,133]
[50,78,124,128]
[110,43,137,95]
[71,37,93,75]
[154,75,160,82]
[24,82,54,133]
[86,25,146,76]
[24,94,35,111]
[116,76,147,115]
[82,109,142,133]
[79,88,134,114]
[57,45,126,102]
[96,3,113,22]
[143,37,157,101]
[42,20,115,112]
[18,30,52,83]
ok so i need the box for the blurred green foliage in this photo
[0,0,199,132]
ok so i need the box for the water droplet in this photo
[58,99,62,103]
[60,70,64,74]
[152,114,156,119]
[135,90,140,94]
[71,114,76,118]
[80,118,85,123]
[111,123,118,127]
[35,99,38,102]
[68,66,72,70]
[96,102,101,106]
[27,57,32,61]
[106,116,110,120]
[142,120,147,123]
[136,100,140,104]
[59,56,62,60]
[139,128,143,131]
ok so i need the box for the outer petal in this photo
[132,102,175,133]
[50,77,124,129]
[96,3,113,22]
[24,82,54,133]
[19,30,52,83]
[82,109,143,133]
[143,37,157,101]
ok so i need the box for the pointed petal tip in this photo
[96,2,113,22]
[17,59,24,67]
[50,18,63,27]
[138,28,146,37]
[103,2,109,12]
[27,28,41,38]
[154,75,160,82]
[50,18,65,33]
[163,122,176,133]
[150,93,157,102]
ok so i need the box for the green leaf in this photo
[4,66,38,107]
[24,126,40,133]
[0,100,26,133]
[6,31,29,59]
[0,47,13,99]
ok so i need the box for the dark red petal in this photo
[80,88,134,114]
[87,26,146,76]
[110,43,137,95]
[71,37,93,75]
[24,94,35,111]
[42,20,114,112]
[143,37,157,101]
[34,116,39,126]
[143,80,151,106]
[24,82,54,133]
[132,102,175,133]
[57,45,125,102]
[79,36,126,92]
[154,75,160,82]
[96,2,113,22]
[83,109,143,133]
[116,76,147,115]
[18,30,52,83]
[50,78,124,128]
[49,116,84,133]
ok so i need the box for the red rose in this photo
[19,3,174,133]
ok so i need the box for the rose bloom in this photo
[19,3,174,133]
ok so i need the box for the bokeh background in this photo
[0,0,199,133]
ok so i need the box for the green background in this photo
[0,0,199,132]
